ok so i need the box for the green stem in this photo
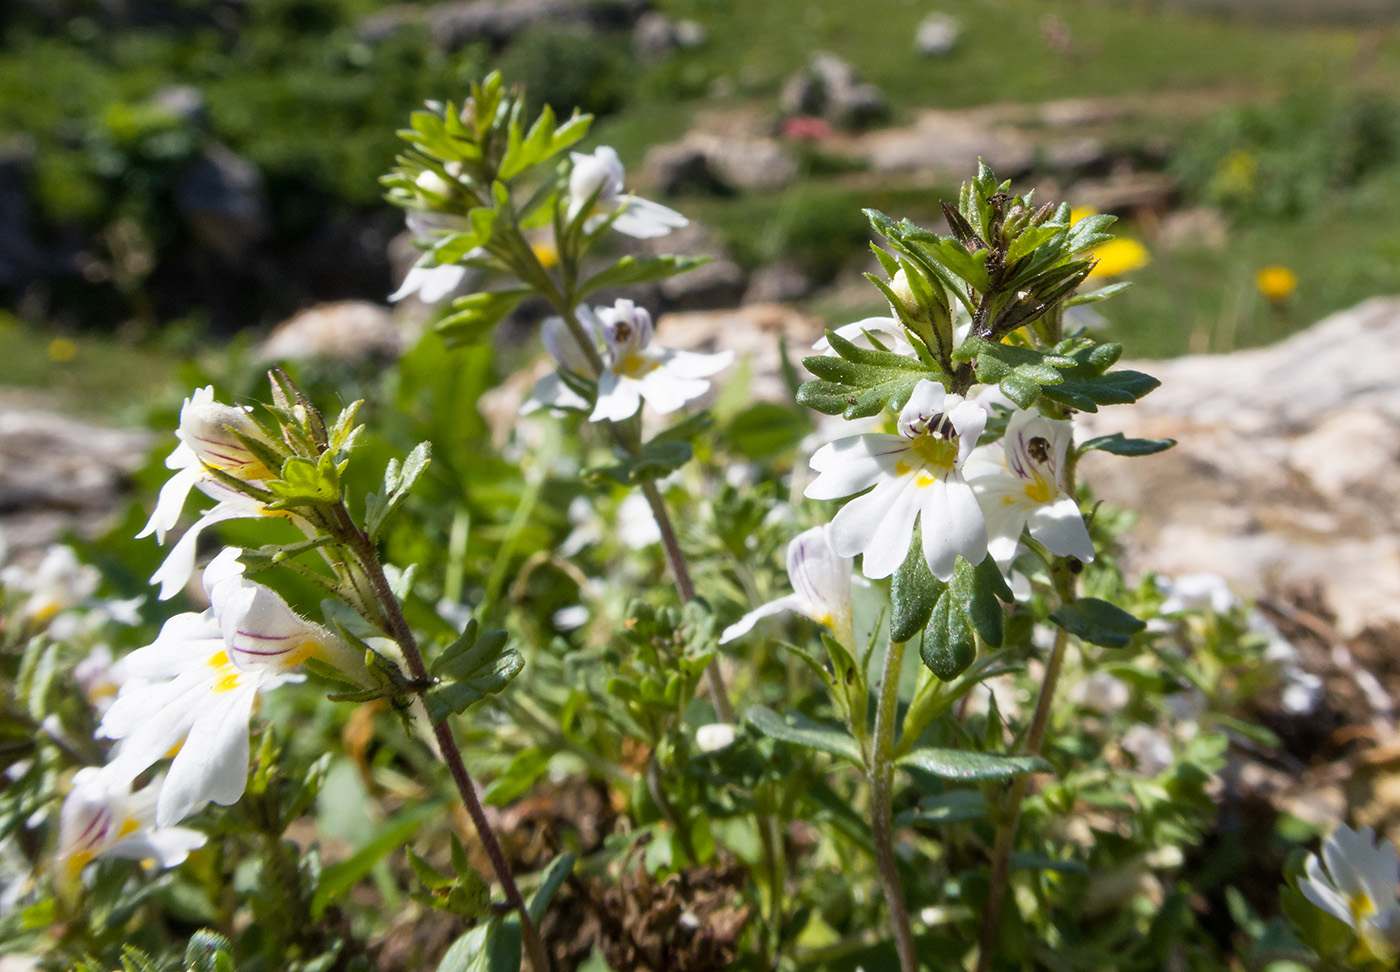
[869,639,918,972]
[974,623,1069,972]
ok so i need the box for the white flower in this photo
[74,644,122,714]
[1158,573,1237,615]
[616,491,662,549]
[720,525,854,646]
[1120,724,1173,776]
[1300,824,1400,959]
[969,408,1094,569]
[567,146,687,239]
[1,545,99,625]
[389,260,467,304]
[521,312,599,415]
[138,387,296,600]
[696,723,738,753]
[1067,670,1130,716]
[591,300,732,422]
[55,767,205,885]
[99,549,359,826]
[805,379,988,582]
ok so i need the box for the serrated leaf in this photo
[267,455,340,507]
[1050,597,1146,648]
[1038,369,1160,412]
[426,647,525,720]
[798,329,933,419]
[1079,432,1176,456]
[921,585,977,681]
[578,255,710,297]
[897,748,1050,780]
[745,705,862,765]
[891,528,941,643]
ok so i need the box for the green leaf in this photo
[1050,597,1146,648]
[897,789,987,827]
[427,621,524,720]
[368,442,432,538]
[952,557,1005,648]
[897,748,1050,780]
[437,918,517,972]
[578,255,711,297]
[268,455,340,507]
[890,529,941,643]
[437,289,532,347]
[312,802,439,918]
[797,329,933,419]
[483,748,550,806]
[528,852,576,924]
[725,402,813,458]
[921,585,977,681]
[1038,369,1161,412]
[587,439,693,485]
[745,705,862,765]
[1079,432,1176,456]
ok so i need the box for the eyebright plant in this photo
[3,72,1344,972]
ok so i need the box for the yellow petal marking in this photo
[207,651,244,694]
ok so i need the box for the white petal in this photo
[157,680,259,826]
[520,372,589,415]
[897,380,949,437]
[638,370,709,414]
[541,314,596,374]
[830,477,921,580]
[101,671,214,782]
[813,317,904,353]
[1301,852,1355,925]
[589,372,642,422]
[1028,496,1095,562]
[656,348,733,380]
[920,477,988,581]
[947,398,988,464]
[149,504,248,601]
[105,826,207,867]
[138,465,202,542]
[804,435,907,501]
[786,526,852,627]
[718,595,805,644]
[610,196,688,239]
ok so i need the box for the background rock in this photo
[257,300,403,364]
[914,13,960,57]
[1077,295,1400,636]
[0,406,150,559]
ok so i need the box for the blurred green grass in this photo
[7,0,1400,409]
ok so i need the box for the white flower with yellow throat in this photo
[805,379,988,582]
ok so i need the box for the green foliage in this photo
[1175,90,1400,222]
[426,619,525,721]
[498,26,627,119]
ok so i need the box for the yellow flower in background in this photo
[1087,238,1150,279]
[48,337,78,362]
[531,238,560,270]
[1256,265,1297,302]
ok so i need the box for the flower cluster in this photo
[54,387,373,884]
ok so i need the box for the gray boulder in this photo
[257,301,403,365]
[173,144,268,263]
[780,52,888,130]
